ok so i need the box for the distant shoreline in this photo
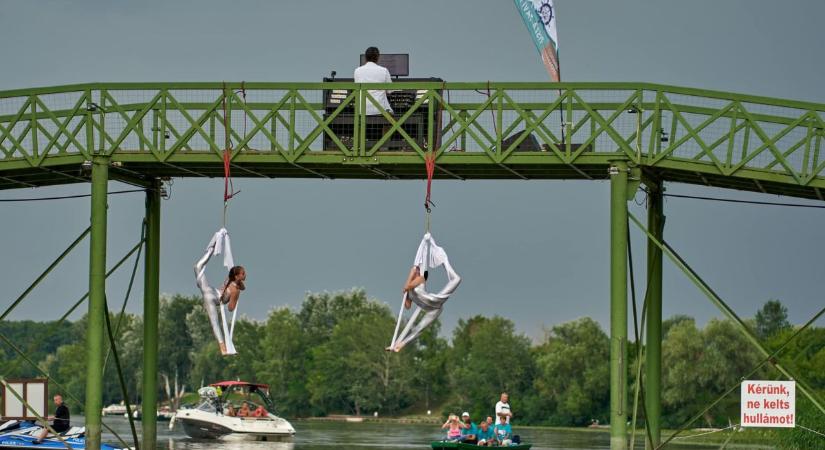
[297,415,441,425]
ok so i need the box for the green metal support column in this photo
[85,156,109,450]
[644,181,664,449]
[609,161,629,450]
[142,180,161,450]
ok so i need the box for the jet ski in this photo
[0,420,128,450]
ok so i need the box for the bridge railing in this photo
[1,82,824,187]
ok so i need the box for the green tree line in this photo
[1,293,822,435]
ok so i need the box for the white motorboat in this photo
[171,381,295,441]
[101,404,128,416]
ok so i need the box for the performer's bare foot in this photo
[404,297,412,309]
[219,342,228,355]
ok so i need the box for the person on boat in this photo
[476,420,496,447]
[441,414,463,441]
[495,392,513,424]
[494,414,513,446]
[33,394,70,444]
[253,404,268,418]
[237,402,251,417]
[460,412,478,444]
[225,404,236,417]
[194,236,246,355]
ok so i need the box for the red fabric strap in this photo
[424,153,435,211]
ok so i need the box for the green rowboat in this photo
[430,442,532,450]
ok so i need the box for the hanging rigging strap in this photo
[221,82,241,227]
[424,151,436,233]
[391,154,438,350]
[424,152,436,212]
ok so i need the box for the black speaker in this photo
[502,131,541,151]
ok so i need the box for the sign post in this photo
[741,380,796,428]
[1,378,48,420]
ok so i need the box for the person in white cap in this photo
[460,411,477,444]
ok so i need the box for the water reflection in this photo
[93,416,763,450]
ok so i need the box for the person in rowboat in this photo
[460,412,478,444]
[494,414,513,446]
[475,420,496,447]
[495,392,513,423]
[441,414,463,441]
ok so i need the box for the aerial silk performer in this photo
[387,153,461,352]
[387,232,461,352]
[195,83,246,356]
[194,230,246,356]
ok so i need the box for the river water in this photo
[93,416,764,450]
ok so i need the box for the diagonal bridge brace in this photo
[627,212,825,417]
[0,226,91,322]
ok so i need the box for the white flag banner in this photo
[514,0,560,81]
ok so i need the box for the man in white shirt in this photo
[495,392,512,424]
[354,46,394,116]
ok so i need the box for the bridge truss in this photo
[2,82,824,450]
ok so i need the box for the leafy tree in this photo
[307,308,417,415]
[755,299,791,340]
[776,396,825,450]
[0,320,76,378]
[533,317,610,426]
[254,308,308,416]
[40,342,88,414]
[409,320,449,413]
[101,311,143,406]
[158,295,201,386]
[662,318,763,428]
[661,319,705,427]
[297,288,385,344]
[662,314,693,338]
[446,316,535,422]
[115,314,144,404]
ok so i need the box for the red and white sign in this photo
[741,380,795,428]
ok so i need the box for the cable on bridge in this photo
[652,190,825,209]
[0,188,147,202]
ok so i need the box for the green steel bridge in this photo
[2,81,824,450]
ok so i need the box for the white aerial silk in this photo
[194,228,238,355]
[390,233,461,351]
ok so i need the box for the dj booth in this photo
[321,53,444,151]
[321,77,443,151]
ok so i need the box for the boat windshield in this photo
[220,385,276,414]
[196,399,219,413]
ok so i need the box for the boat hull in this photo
[0,422,124,450]
[174,409,294,441]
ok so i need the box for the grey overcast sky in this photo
[1,0,824,340]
